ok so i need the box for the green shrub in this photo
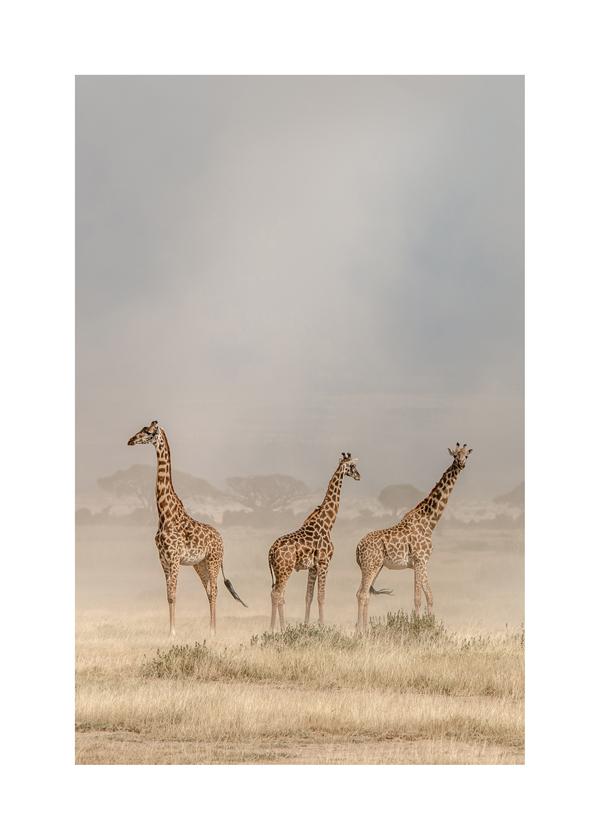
[141,642,225,679]
[250,623,357,650]
[369,609,447,642]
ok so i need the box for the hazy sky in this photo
[76,76,523,498]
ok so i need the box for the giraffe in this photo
[355,443,472,633]
[268,452,360,631]
[127,420,247,636]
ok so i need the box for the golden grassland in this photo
[75,609,524,765]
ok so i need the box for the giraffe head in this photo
[339,452,361,481]
[128,420,160,447]
[448,442,473,469]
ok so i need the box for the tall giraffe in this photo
[355,443,472,633]
[127,420,247,636]
[268,452,360,631]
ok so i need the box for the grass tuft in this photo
[250,623,357,650]
[141,642,223,679]
[369,609,447,641]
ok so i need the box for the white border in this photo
[2,1,599,838]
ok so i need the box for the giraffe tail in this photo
[221,564,248,608]
[369,585,394,596]
[369,560,393,596]
[268,551,275,589]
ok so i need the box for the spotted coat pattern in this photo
[128,421,226,636]
[355,444,472,633]
[268,453,360,630]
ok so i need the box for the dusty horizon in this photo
[78,451,523,503]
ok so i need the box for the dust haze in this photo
[77,76,523,495]
[77,76,523,627]
[76,77,523,764]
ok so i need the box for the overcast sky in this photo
[76,76,523,498]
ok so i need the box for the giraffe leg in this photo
[271,564,292,632]
[304,567,317,624]
[413,563,423,615]
[356,563,380,635]
[193,562,217,635]
[270,591,278,632]
[413,553,432,615]
[162,562,179,638]
[317,564,329,625]
[208,576,218,636]
[420,567,433,615]
[315,547,333,625]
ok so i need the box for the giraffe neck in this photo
[311,465,344,536]
[417,462,462,529]
[154,429,184,523]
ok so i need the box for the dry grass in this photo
[75,608,524,764]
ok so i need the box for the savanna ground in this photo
[76,523,524,765]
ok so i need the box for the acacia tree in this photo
[226,474,308,510]
[168,472,225,500]
[378,484,423,517]
[98,465,224,508]
[98,465,154,509]
[493,482,524,509]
